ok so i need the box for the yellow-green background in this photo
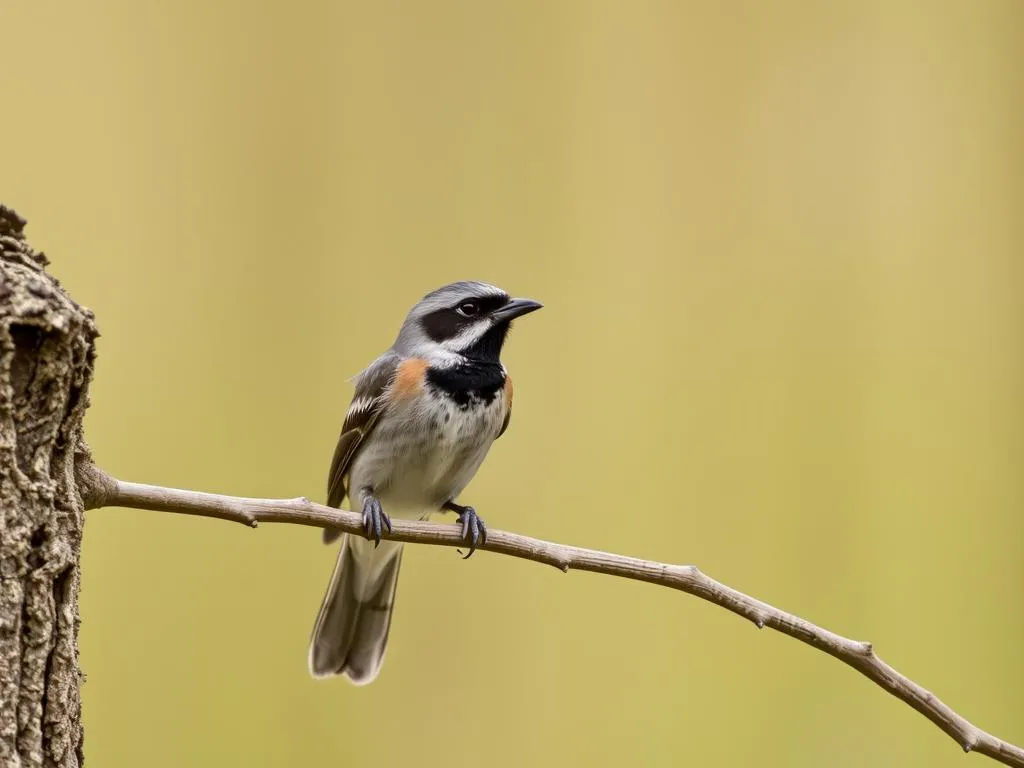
[4,2,1022,766]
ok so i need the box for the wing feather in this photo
[496,374,513,439]
[323,352,400,543]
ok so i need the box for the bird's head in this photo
[395,281,542,364]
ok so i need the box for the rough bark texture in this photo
[0,206,96,768]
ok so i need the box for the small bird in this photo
[308,281,542,684]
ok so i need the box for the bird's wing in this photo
[323,352,400,543]
[496,374,513,439]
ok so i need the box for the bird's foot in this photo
[444,501,487,559]
[361,493,392,547]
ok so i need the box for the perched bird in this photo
[308,281,542,684]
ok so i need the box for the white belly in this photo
[347,387,507,521]
[342,385,506,592]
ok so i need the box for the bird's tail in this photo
[308,535,402,684]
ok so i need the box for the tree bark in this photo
[0,206,95,767]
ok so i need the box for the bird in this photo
[308,280,542,684]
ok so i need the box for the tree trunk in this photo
[0,206,95,767]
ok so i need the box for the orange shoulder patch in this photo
[392,358,428,399]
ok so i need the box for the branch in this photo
[79,463,1024,768]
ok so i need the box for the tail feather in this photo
[308,536,402,684]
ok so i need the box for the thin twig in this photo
[79,464,1024,768]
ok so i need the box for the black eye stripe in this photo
[419,294,510,342]
[421,308,463,342]
[473,295,510,314]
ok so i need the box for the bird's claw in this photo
[361,495,391,547]
[456,506,487,559]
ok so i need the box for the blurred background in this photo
[4,1,1022,766]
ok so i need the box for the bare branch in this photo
[80,464,1024,768]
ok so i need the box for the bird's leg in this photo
[443,500,487,559]
[359,488,391,547]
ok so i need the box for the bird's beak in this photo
[492,298,543,322]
